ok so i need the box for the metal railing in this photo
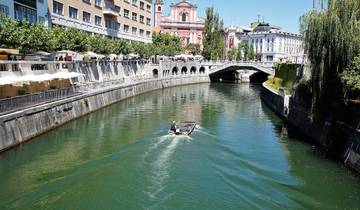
[0,88,77,113]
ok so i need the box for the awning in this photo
[0,72,84,85]
[0,48,20,55]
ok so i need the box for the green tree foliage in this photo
[203,7,225,60]
[19,21,50,53]
[300,0,360,119]
[112,39,130,55]
[0,15,23,49]
[341,55,360,98]
[62,28,90,52]
[0,16,184,56]
[236,44,242,61]
[228,47,237,61]
[240,41,254,61]
[248,44,255,61]
[151,32,183,56]
[186,43,201,55]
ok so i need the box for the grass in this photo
[265,76,292,95]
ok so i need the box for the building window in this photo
[139,15,144,24]
[182,13,187,22]
[53,1,63,15]
[124,25,129,33]
[115,22,120,30]
[0,4,9,16]
[132,12,137,21]
[140,1,144,10]
[14,3,37,23]
[38,16,45,24]
[105,18,112,28]
[83,11,91,23]
[83,0,91,4]
[139,29,144,36]
[146,17,151,26]
[38,0,44,4]
[132,0,138,6]
[146,31,151,38]
[124,9,129,18]
[95,0,101,7]
[69,6,78,19]
[132,27,137,35]
[95,15,102,25]
[147,4,151,12]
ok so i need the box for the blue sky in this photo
[162,0,314,33]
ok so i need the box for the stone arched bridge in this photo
[206,61,275,76]
[154,60,274,78]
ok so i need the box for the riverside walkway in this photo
[0,59,275,114]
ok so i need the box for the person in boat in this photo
[170,121,176,132]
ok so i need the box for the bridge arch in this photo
[249,71,269,83]
[181,66,188,75]
[172,66,179,75]
[190,66,197,74]
[199,66,206,74]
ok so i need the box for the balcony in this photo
[103,1,120,17]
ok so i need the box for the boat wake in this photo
[195,126,219,140]
[145,134,191,200]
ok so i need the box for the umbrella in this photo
[128,53,139,58]
[35,51,51,56]
[84,51,99,57]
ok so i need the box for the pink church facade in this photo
[154,0,205,49]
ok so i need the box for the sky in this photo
[162,0,315,33]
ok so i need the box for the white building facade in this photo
[225,22,306,64]
[0,0,49,26]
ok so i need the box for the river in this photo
[0,83,359,209]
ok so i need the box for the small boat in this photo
[169,121,197,136]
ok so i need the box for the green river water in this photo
[0,83,359,210]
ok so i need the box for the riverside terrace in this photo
[0,59,275,114]
[0,59,203,113]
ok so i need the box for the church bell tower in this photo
[154,0,164,32]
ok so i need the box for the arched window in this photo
[182,13,187,22]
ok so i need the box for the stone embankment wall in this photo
[261,84,360,173]
[0,60,210,152]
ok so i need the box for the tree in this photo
[47,26,66,51]
[240,41,255,61]
[0,16,25,50]
[341,55,360,99]
[93,35,115,54]
[62,28,90,52]
[300,0,360,119]
[151,32,183,56]
[202,7,225,60]
[0,15,183,57]
[113,39,130,55]
[17,20,46,53]
[236,44,242,61]
[228,47,237,61]
[248,44,255,61]
[186,43,201,55]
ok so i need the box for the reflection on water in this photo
[0,83,359,210]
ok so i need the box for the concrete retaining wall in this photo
[0,76,210,152]
[261,84,360,173]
